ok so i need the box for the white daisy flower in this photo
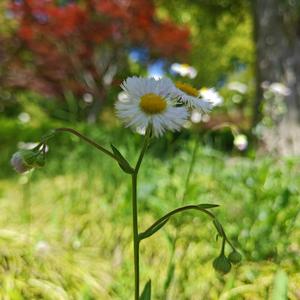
[115,77,189,137]
[200,87,223,107]
[269,82,291,96]
[170,63,197,79]
[173,81,212,113]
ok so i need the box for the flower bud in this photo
[213,254,231,274]
[10,149,43,173]
[11,150,33,173]
[233,134,248,151]
[228,250,242,264]
[34,153,45,167]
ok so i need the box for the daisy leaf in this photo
[140,280,151,300]
[111,144,135,174]
[139,218,169,240]
[213,219,225,237]
[197,204,219,209]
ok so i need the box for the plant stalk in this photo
[55,128,116,159]
[132,173,140,300]
[162,134,200,297]
[132,128,151,300]
[37,127,117,160]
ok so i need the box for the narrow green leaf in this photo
[197,203,219,209]
[111,144,134,174]
[163,263,175,291]
[271,270,288,300]
[213,219,225,237]
[139,218,169,240]
[140,280,151,300]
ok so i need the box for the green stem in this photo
[163,135,200,296]
[132,173,140,300]
[135,128,152,174]
[144,205,215,234]
[181,134,200,202]
[220,236,226,255]
[55,128,116,160]
[132,128,151,300]
[37,127,117,161]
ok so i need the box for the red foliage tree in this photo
[8,0,190,121]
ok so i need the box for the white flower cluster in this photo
[115,77,214,137]
[170,63,197,79]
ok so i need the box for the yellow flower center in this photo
[139,93,167,114]
[176,82,199,97]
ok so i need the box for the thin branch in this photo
[139,205,217,240]
[55,127,116,160]
[134,127,151,174]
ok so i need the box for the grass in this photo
[0,120,300,299]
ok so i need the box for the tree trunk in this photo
[252,0,300,155]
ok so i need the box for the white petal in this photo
[116,77,189,137]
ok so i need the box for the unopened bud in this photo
[35,153,45,167]
[10,148,45,173]
[213,254,231,274]
[228,250,242,264]
[234,134,248,151]
[11,150,33,173]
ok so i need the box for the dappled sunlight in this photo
[1,0,300,298]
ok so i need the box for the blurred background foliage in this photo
[0,0,300,299]
[1,0,255,125]
[156,0,253,85]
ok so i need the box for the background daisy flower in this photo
[199,87,223,107]
[115,77,189,137]
[173,81,213,113]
